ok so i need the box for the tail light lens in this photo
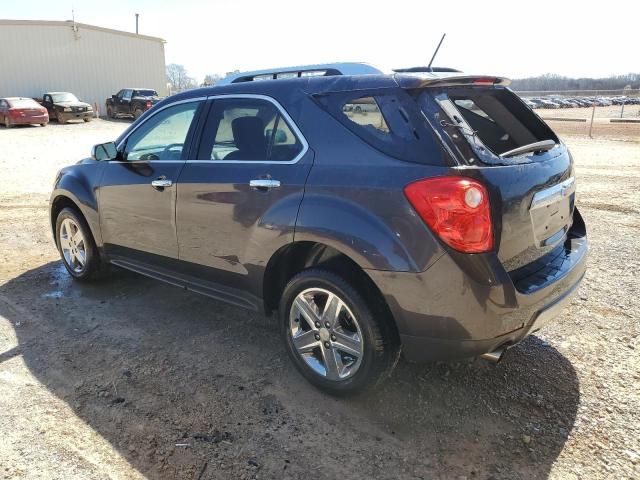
[146,101,152,108]
[8,108,21,117]
[404,176,493,253]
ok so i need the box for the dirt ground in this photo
[0,120,638,480]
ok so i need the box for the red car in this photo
[0,97,49,127]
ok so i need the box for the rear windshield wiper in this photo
[500,140,556,159]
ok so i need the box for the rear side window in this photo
[198,97,304,162]
[342,97,390,136]
[314,89,445,165]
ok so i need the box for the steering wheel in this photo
[161,143,184,160]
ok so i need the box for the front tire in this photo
[55,207,103,281]
[280,269,399,396]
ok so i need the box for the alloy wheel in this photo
[289,288,364,380]
[59,218,87,273]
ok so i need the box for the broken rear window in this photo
[429,88,559,161]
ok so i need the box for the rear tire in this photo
[55,207,105,282]
[83,117,92,122]
[134,108,143,120]
[5,117,12,128]
[280,268,399,396]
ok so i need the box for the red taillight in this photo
[404,176,493,253]
[8,108,21,117]
[146,100,152,108]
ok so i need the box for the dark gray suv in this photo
[50,64,588,395]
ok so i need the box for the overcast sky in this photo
[4,0,638,82]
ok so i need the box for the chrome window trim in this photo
[186,93,309,165]
[115,97,207,152]
[116,94,309,165]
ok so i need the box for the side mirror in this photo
[91,141,118,161]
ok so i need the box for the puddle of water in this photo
[42,291,64,299]
[49,264,72,288]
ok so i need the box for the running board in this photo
[109,258,259,311]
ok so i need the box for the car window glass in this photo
[9,99,41,108]
[123,90,133,101]
[123,101,200,161]
[202,98,303,162]
[341,96,390,137]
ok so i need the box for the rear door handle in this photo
[151,178,172,188]
[249,179,281,190]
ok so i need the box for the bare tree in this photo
[202,73,223,87]
[166,63,197,92]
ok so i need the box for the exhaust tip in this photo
[480,349,505,363]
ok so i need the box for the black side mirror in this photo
[91,141,118,161]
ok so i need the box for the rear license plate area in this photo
[530,177,575,247]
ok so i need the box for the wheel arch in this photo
[262,241,400,342]
[50,190,102,248]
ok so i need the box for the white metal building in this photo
[0,20,167,113]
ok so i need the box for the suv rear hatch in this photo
[406,76,577,272]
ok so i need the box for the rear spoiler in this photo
[395,74,511,89]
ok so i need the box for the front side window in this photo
[123,101,201,161]
[123,90,133,101]
[199,97,303,162]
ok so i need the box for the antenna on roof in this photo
[426,33,446,72]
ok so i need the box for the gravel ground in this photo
[0,120,638,479]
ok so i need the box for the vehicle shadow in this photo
[1,261,580,479]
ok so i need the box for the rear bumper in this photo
[11,115,48,124]
[367,210,588,362]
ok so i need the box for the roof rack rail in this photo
[216,62,385,85]
[393,66,463,73]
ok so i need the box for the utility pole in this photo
[135,13,139,34]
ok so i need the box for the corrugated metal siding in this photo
[0,22,166,113]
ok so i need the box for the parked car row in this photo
[0,91,94,128]
[1,87,161,128]
[522,95,640,109]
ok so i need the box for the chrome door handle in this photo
[249,179,281,190]
[151,178,172,188]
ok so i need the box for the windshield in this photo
[9,98,40,108]
[136,90,158,97]
[51,93,79,103]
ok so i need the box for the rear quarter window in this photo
[313,89,446,165]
